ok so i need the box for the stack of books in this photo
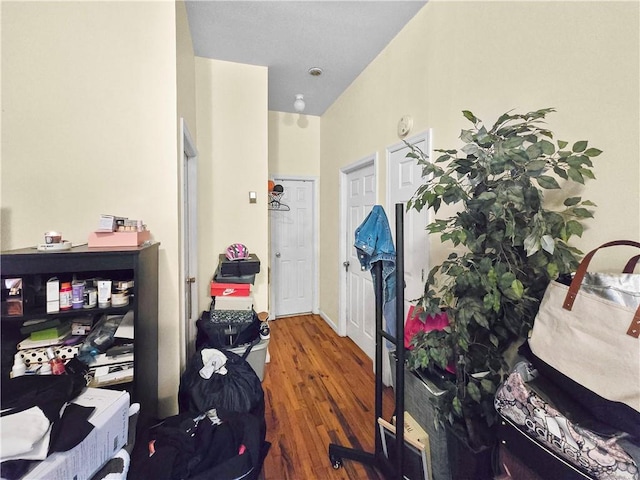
[87,344,134,387]
[19,318,71,346]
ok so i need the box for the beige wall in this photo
[195,58,269,313]
[1,1,182,417]
[319,1,640,323]
[176,1,197,141]
[268,111,321,177]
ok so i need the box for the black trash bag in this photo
[134,408,270,480]
[178,348,265,422]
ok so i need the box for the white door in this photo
[383,132,430,386]
[344,162,377,359]
[387,131,431,319]
[180,119,198,368]
[270,179,315,317]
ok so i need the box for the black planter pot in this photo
[445,425,495,480]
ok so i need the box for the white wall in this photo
[268,111,321,177]
[195,58,269,313]
[1,1,182,417]
[319,1,640,323]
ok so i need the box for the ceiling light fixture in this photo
[293,94,305,113]
[308,67,323,77]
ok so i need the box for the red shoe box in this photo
[210,281,251,297]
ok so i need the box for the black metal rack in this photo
[328,203,406,479]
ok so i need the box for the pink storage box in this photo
[210,281,251,297]
[88,230,151,248]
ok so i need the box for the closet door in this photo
[270,179,315,317]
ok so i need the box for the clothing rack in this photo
[328,203,406,479]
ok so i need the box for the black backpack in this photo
[195,306,260,350]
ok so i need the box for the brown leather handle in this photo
[623,254,640,273]
[562,240,640,339]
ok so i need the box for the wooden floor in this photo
[261,314,395,480]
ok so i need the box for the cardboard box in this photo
[23,388,129,480]
[47,278,60,314]
[210,281,251,297]
[218,253,261,276]
[213,294,254,311]
[88,230,151,248]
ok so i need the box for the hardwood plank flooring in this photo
[262,314,395,480]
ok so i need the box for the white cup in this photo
[44,231,62,244]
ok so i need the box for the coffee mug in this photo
[44,231,62,244]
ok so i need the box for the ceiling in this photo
[185,1,428,116]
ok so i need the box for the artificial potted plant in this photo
[405,108,601,456]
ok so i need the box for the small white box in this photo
[229,337,269,381]
[214,294,254,311]
[23,388,129,480]
[46,278,60,313]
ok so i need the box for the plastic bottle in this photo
[11,353,26,377]
[59,282,72,310]
[46,347,66,375]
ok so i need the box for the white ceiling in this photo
[185,1,428,116]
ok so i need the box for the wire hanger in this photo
[268,192,290,211]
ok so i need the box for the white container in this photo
[229,337,269,381]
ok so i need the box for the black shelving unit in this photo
[1,243,160,418]
[328,203,407,479]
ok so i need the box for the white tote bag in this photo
[529,240,640,413]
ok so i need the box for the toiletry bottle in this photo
[46,347,66,375]
[59,282,72,310]
[11,353,26,377]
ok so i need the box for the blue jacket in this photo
[354,205,397,343]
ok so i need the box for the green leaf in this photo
[526,159,547,172]
[481,378,496,394]
[541,235,555,254]
[524,233,540,256]
[452,397,463,416]
[467,382,482,403]
[572,140,588,153]
[584,148,602,157]
[572,207,594,218]
[567,167,585,184]
[563,197,581,206]
[504,137,525,149]
[557,140,568,149]
[510,279,524,299]
[477,192,497,201]
[580,168,596,180]
[462,110,479,124]
[553,166,568,180]
[565,220,584,237]
[547,262,559,278]
[540,139,555,155]
[536,175,561,189]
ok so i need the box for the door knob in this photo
[343,261,350,271]
[275,252,281,258]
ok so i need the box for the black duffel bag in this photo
[134,408,270,480]
[195,305,260,350]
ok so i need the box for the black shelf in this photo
[2,305,133,323]
[1,243,159,418]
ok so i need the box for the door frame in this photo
[336,153,378,337]
[268,175,320,320]
[179,118,198,371]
